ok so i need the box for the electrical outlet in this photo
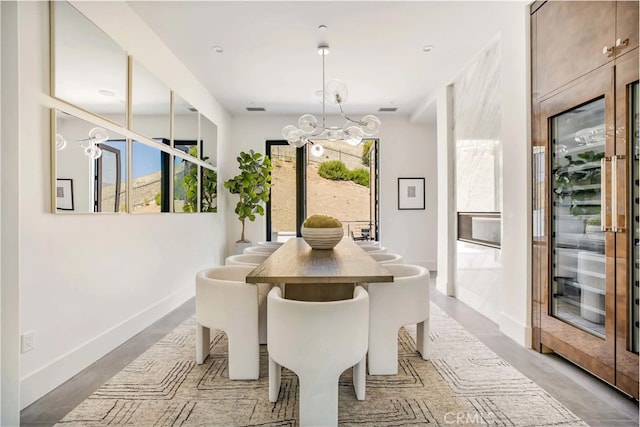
[21,331,35,353]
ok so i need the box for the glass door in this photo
[614,51,639,398]
[266,142,301,242]
[539,65,616,386]
[266,140,379,243]
[550,96,607,336]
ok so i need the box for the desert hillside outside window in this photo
[266,139,379,242]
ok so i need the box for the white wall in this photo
[14,1,231,408]
[1,1,21,424]
[227,114,437,269]
[434,2,530,345]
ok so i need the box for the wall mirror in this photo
[52,1,127,126]
[173,94,199,158]
[131,139,170,213]
[131,59,171,139]
[201,114,218,167]
[54,110,127,213]
[199,115,218,212]
[174,156,199,212]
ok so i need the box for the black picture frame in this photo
[398,177,425,210]
[56,178,74,211]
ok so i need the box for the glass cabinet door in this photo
[551,97,606,337]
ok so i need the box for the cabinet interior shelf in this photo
[554,276,605,295]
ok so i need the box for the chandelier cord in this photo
[321,50,326,130]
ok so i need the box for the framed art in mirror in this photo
[56,178,74,211]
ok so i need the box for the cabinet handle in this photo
[612,154,627,233]
[602,45,615,57]
[612,155,618,232]
[615,38,629,50]
[601,157,609,231]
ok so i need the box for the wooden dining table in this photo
[245,237,393,301]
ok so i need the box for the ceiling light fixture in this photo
[55,127,109,160]
[211,45,224,53]
[281,25,381,157]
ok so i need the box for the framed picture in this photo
[56,178,74,211]
[398,177,425,210]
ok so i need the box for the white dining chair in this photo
[257,241,285,247]
[224,253,272,345]
[267,286,369,427]
[367,263,430,375]
[244,245,278,255]
[225,253,269,266]
[369,252,403,264]
[360,245,387,254]
[355,240,380,247]
[195,265,260,380]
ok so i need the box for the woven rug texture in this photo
[56,304,586,426]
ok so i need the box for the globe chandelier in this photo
[281,25,381,157]
[55,127,109,160]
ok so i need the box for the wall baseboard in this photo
[20,285,194,409]
[499,311,532,348]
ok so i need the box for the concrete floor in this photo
[21,280,639,426]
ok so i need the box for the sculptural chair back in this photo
[224,253,272,345]
[244,245,278,255]
[195,265,259,380]
[257,241,285,247]
[267,286,369,427]
[369,252,404,264]
[355,240,380,247]
[360,245,387,254]
[225,253,269,266]
[367,263,430,375]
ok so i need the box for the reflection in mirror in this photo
[201,165,218,213]
[131,140,169,213]
[54,110,127,213]
[173,94,199,159]
[201,114,218,167]
[131,59,171,139]
[174,152,199,213]
[53,1,127,125]
[199,115,218,213]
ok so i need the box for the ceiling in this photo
[126,1,515,123]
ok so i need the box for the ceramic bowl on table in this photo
[301,226,343,249]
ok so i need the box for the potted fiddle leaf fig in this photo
[224,150,272,243]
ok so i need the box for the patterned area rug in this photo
[56,305,586,426]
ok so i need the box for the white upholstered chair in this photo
[369,252,404,264]
[224,253,272,345]
[257,241,284,247]
[367,263,430,375]
[267,286,369,427]
[244,245,278,255]
[195,265,259,379]
[355,240,380,247]
[360,245,387,254]
[225,253,269,266]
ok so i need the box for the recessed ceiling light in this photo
[98,89,115,97]
[211,45,224,53]
[422,45,434,53]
